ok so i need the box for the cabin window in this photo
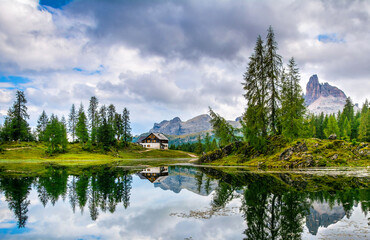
[147,145,150,147]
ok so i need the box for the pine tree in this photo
[204,132,211,152]
[342,117,351,141]
[358,100,370,142]
[68,104,77,142]
[324,115,340,138]
[88,96,99,143]
[76,104,89,145]
[6,90,30,141]
[45,114,62,154]
[121,108,132,146]
[114,113,123,141]
[195,135,203,154]
[265,26,282,134]
[107,104,116,126]
[209,107,236,146]
[280,58,305,139]
[36,110,48,141]
[242,36,268,149]
[97,118,115,150]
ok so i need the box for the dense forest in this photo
[0,92,132,154]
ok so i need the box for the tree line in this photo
[207,26,370,152]
[0,92,132,153]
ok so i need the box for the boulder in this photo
[328,134,337,140]
[279,142,308,161]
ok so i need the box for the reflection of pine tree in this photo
[211,182,235,210]
[68,176,78,213]
[280,191,309,240]
[195,172,204,193]
[76,175,89,214]
[37,169,68,206]
[122,174,132,209]
[89,176,99,221]
[36,180,49,207]
[205,177,211,195]
[0,177,34,228]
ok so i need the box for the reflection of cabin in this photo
[137,167,169,183]
[138,133,169,150]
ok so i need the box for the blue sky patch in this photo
[39,0,74,9]
[0,76,31,90]
[317,33,344,43]
[0,221,31,235]
[73,66,104,75]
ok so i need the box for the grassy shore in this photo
[0,141,196,175]
[199,137,370,168]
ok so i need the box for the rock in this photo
[199,149,224,163]
[330,154,338,160]
[149,114,241,136]
[305,74,352,115]
[328,134,337,140]
[279,142,308,161]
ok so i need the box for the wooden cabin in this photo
[138,133,169,150]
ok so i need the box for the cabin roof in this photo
[138,132,168,143]
[152,132,168,141]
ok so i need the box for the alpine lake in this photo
[0,163,368,240]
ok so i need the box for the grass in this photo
[203,138,370,168]
[0,141,196,175]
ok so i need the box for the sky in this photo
[0,0,369,135]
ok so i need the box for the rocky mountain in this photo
[306,202,346,235]
[305,74,348,115]
[149,114,241,136]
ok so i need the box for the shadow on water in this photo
[0,165,368,239]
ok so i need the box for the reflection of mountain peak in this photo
[306,202,346,235]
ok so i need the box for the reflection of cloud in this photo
[0,176,245,239]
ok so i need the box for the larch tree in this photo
[209,107,236,147]
[324,115,340,138]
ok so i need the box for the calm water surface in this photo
[0,166,368,239]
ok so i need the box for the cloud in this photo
[0,0,369,133]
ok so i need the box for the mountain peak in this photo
[305,74,346,106]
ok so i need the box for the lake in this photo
[0,165,368,239]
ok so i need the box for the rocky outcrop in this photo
[149,114,241,136]
[279,142,308,161]
[305,75,346,106]
[305,75,349,115]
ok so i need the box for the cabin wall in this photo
[140,143,161,149]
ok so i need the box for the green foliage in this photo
[97,118,116,151]
[280,58,305,139]
[3,91,31,141]
[195,135,203,154]
[358,100,370,142]
[324,115,340,138]
[76,104,89,145]
[44,114,68,154]
[88,96,99,143]
[209,107,237,147]
[121,108,132,147]
[68,104,77,142]
[36,110,48,142]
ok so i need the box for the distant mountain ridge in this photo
[305,74,351,115]
[149,114,241,136]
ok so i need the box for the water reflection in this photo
[0,166,368,239]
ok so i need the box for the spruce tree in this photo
[209,107,236,146]
[242,36,268,149]
[88,96,99,143]
[36,110,49,141]
[324,115,340,138]
[68,104,77,142]
[7,90,30,141]
[204,132,211,152]
[358,100,370,142]
[265,26,282,134]
[280,58,305,139]
[342,117,351,141]
[121,108,132,146]
[76,104,89,145]
[195,135,203,154]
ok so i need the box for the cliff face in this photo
[305,74,346,106]
[149,114,241,136]
[305,75,348,115]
